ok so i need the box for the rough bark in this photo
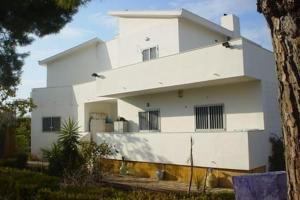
[257,0,300,199]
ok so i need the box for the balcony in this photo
[96,38,263,97]
[94,130,268,170]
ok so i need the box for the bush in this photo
[0,152,28,169]
[42,119,84,176]
[42,143,64,176]
[0,167,59,200]
[269,134,285,171]
[15,152,28,168]
[43,119,118,181]
[0,167,235,200]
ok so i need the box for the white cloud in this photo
[89,12,118,30]
[55,25,97,40]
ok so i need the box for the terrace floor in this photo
[102,174,233,194]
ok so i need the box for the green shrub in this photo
[0,152,28,169]
[42,143,64,176]
[42,119,84,177]
[0,167,235,200]
[15,152,28,168]
[269,134,285,171]
[0,167,59,199]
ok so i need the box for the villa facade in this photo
[31,9,281,185]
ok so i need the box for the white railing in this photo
[94,130,268,171]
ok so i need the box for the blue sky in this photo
[17,0,272,99]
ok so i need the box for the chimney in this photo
[221,14,240,38]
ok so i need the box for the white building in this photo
[31,9,281,184]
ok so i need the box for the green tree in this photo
[15,117,31,153]
[0,0,90,113]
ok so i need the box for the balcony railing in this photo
[96,39,255,97]
[94,130,268,170]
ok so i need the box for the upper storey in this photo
[109,9,239,67]
[39,9,242,87]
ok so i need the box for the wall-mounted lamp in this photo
[91,73,106,79]
[145,37,150,41]
[222,41,231,48]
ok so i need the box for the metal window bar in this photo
[195,105,224,130]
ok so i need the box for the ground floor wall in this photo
[95,131,268,171]
[101,158,266,188]
[117,81,264,133]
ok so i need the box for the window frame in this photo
[142,46,159,62]
[194,104,225,132]
[42,116,61,132]
[138,109,161,132]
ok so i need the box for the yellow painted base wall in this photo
[101,159,266,188]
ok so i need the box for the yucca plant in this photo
[58,118,83,172]
[42,118,84,176]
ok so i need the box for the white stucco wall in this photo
[95,131,267,170]
[96,39,245,97]
[31,81,116,156]
[117,81,264,133]
[115,18,180,67]
[46,42,115,87]
[178,18,227,52]
[31,86,77,155]
[243,39,281,135]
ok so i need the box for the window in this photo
[142,46,158,61]
[195,104,224,130]
[138,110,160,131]
[42,117,61,132]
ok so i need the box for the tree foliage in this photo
[15,117,31,153]
[0,0,90,114]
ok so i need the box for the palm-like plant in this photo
[58,118,80,152]
[58,118,83,172]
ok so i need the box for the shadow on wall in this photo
[94,132,170,164]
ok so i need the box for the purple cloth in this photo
[233,171,287,200]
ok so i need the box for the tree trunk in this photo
[257,1,300,199]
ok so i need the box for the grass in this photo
[0,167,235,200]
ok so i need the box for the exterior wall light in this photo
[91,73,106,79]
[222,41,231,48]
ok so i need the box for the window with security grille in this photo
[138,110,160,131]
[195,105,224,130]
[42,117,61,132]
